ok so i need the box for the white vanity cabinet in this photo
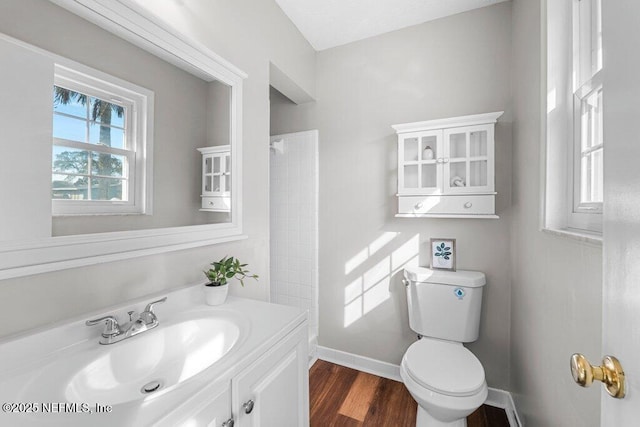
[161,323,308,427]
[198,145,231,212]
[232,324,309,426]
[160,382,233,427]
[393,112,503,218]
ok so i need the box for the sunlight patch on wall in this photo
[391,235,420,272]
[343,234,419,327]
[344,232,398,274]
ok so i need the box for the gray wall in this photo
[510,0,602,425]
[270,87,317,136]
[0,36,53,241]
[0,0,316,337]
[313,3,513,389]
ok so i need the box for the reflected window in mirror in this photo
[52,65,153,216]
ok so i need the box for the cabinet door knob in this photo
[209,201,214,206]
[222,418,235,427]
[414,202,423,210]
[436,158,444,164]
[243,399,255,414]
[443,158,450,163]
[464,202,473,209]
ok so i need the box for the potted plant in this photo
[203,256,258,305]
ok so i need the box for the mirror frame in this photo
[0,0,248,280]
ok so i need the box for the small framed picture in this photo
[430,238,456,271]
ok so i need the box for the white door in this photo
[600,1,640,424]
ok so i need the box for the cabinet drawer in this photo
[201,196,230,211]
[398,195,494,215]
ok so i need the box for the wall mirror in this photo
[0,0,246,279]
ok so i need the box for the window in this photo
[52,64,153,215]
[544,0,603,239]
[570,0,603,232]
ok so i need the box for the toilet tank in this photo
[404,266,485,343]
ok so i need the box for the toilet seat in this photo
[403,339,485,397]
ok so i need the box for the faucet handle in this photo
[86,316,121,337]
[144,297,167,314]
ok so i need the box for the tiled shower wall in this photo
[269,130,319,346]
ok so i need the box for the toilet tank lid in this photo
[404,267,486,288]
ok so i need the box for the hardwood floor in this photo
[310,360,510,427]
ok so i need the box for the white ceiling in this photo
[275,0,510,51]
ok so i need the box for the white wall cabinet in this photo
[198,145,231,212]
[392,112,503,218]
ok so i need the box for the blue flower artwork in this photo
[431,238,456,271]
[434,243,452,260]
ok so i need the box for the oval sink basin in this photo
[65,316,241,405]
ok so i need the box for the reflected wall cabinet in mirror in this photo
[393,112,503,218]
[0,0,247,280]
[198,146,231,212]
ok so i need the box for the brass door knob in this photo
[570,353,626,398]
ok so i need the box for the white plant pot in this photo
[204,284,228,306]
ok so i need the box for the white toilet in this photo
[400,266,488,427]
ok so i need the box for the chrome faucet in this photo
[86,297,167,345]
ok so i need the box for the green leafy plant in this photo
[203,256,258,287]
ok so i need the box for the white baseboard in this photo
[314,346,523,427]
[308,335,319,368]
[316,346,401,381]
[485,388,524,427]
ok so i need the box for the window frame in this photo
[52,63,154,216]
[567,0,603,233]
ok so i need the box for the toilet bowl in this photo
[400,339,488,427]
[401,267,489,427]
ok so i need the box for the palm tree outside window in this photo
[52,86,128,202]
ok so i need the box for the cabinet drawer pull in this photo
[222,418,234,427]
[414,202,423,210]
[464,202,473,209]
[243,399,255,414]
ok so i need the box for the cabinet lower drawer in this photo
[398,195,495,216]
[201,196,230,211]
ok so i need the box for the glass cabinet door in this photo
[202,151,231,196]
[203,155,214,194]
[443,124,494,193]
[398,131,442,195]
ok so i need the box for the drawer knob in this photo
[243,399,255,414]
[415,202,423,209]
[464,202,473,209]
[209,201,214,206]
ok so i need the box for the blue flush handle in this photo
[454,288,465,300]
